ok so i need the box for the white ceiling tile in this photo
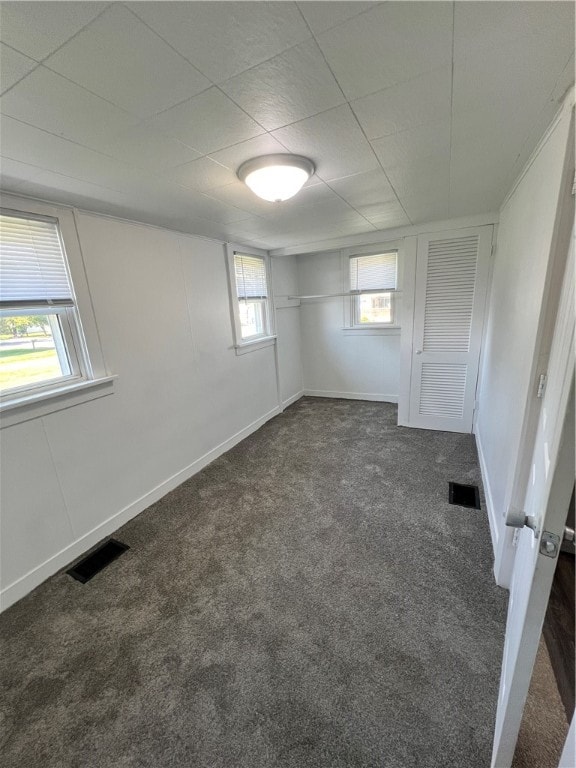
[225,216,288,241]
[375,122,451,224]
[371,121,451,169]
[205,181,280,217]
[272,104,379,181]
[208,134,288,172]
[128,1,311,83]
[0,44,37,94]
[0,66,138,154]
[448,118,517,217]
[452,30,573,122]
[454,1,574,62]
[317,2,453,100]
[99,124,201,173]
[43,5,211,119]
[327,169,396,208]
[221,38,345,131]
[15,169,133,205]
[0,115,143,192]
[401,196,450,226]
[0,156,45,189]
[0,1,572,250]
[385,152,450,205]
[502,53,575,198]
[357,202,411,229]
[146,87,265,154]
[268,197,365,229]
[450,25,574,215]
[352,68,452,141]
[0,2,108,60]
[207,178,340,218]
[162,157,236,192]
[297,2,378,35]
[173,189,253,225]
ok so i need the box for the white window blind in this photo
[234,253,268,300]
[0,212,73,306]
[349,252,397,291]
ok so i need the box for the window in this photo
[0,209,90,402]
[227,246,274,351]
[349,251,398,326]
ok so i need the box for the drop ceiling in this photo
[0,1,573,252]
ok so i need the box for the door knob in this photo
[416,349,422,355]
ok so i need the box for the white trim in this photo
[475,424,499,556]
[397,236,417,426]
[303,389,398,403]
[0,404,281,612]
[0,375,116,428]
[282,391,304,410]
[270,212,499,257]
[234,336,276,355]
[472,224,499,435]
[341,327,400,336]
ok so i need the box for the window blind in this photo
[234,253,268,300]
[349,252,397,291]
[0,212,73,306]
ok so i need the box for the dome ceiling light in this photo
[237,154,315,203]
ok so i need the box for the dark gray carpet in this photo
[0,398,507,768]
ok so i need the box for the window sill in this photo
[341,327,401,336]
[234,336,277,356]
[0,375,116,428]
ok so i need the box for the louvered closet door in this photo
[408,226,492,433]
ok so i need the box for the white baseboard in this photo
[281,391,304,410]
[475,425,499,557]
[1,405,281,612]
[303,389,398,404]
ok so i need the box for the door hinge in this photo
[537,373,547,398]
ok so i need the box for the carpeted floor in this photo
[0,398,508,768]
[512,637,569,768]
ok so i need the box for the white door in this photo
[407,226,492,432]
[491,242,575,767]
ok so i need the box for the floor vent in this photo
[67,539,129,583]
[449,482,481,509]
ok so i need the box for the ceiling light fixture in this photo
[237,154,315,203]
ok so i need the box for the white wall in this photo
[297,250,400,402]
[0,207,301,609]
[475,101,573,585]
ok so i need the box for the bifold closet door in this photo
[407,226,492,433]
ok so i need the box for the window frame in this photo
[342,242,403,334]
[225,243,276,355]
[0,195,113,426]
